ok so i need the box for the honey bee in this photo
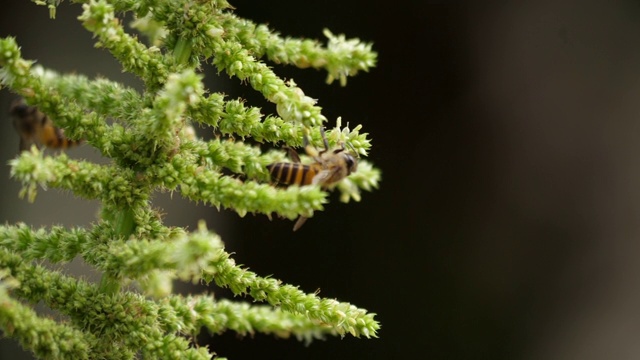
[267,127,358,231]
[9,99,82,152]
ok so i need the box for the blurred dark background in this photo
[3,1,640,359]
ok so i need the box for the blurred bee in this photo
[9,99,82,152]
[267,127,358,231]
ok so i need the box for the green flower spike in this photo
[0,1,381,358]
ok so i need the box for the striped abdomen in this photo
[37,122,83,150]
[10,100,83,151]
[267,162,321,186]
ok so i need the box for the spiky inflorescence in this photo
[0,0,381,359]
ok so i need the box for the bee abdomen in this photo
[40,125,82,149]
[267,162,316,186]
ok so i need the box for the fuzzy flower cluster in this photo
[0,0,380,359]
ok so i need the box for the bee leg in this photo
[302,128,311,148]
[303,127,323,158]
[293,215,309,231]
[19,137,32,152]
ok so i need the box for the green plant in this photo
[0,0,381,359]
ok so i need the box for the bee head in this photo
[9,99,40,131]
[9,100,31,117]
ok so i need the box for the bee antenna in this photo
[319,126,330,151]
[344,140,359,158]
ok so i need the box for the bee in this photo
[267,127,358,231]
[9,99,83,152]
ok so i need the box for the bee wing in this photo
[311,169,332,186]
[311,167,346,187]
[286,147,302,163]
